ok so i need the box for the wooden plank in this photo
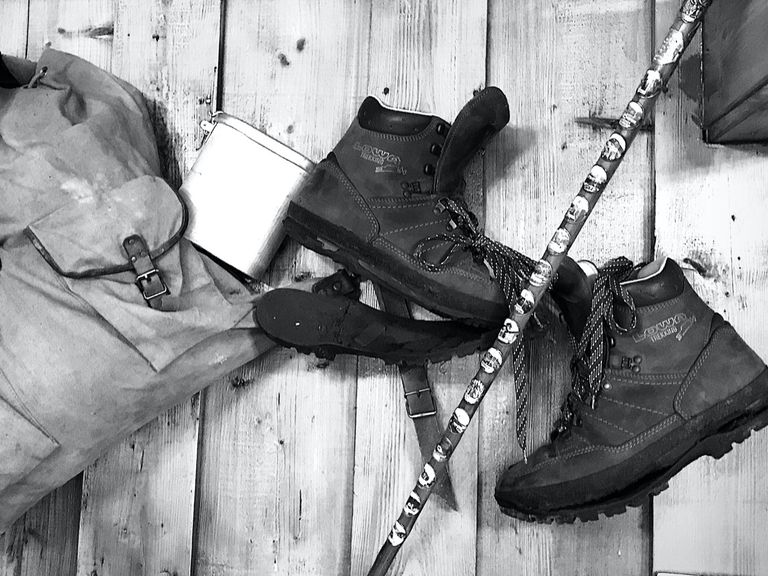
[23,1,222,575]
[653,0,768,574]
[347,2,487,574]
[0,476,82,576]
[193,1,366,573]
[79,0,222,568]
[479,1,652,574]
[26,0,114,65]
[77,403,201,576]
[0,0,30,58]
[703,0,768,143]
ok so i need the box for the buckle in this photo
[123,234,168,308]
[404,386,437,419]
[135,268,168,302]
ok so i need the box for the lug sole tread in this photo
[267,328,489,365]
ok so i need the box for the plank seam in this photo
[214,0,227,111]
[476,3,492,575]
[190,391,206,576]
[23,0,31,59]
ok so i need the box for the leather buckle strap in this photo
[400,365,437,419]
[371,282,459,509]
[123,235,168,308]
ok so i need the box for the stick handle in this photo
[366,1,714,574]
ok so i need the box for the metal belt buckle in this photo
[404,386,437,419]
[135,268,168,302]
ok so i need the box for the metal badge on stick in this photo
[366,1,714,574]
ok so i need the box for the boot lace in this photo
[413,197,537,305]
[552,257,639,439]
[414,203,640,456]
[414,197,539,456]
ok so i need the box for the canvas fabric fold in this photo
[0,49,275,531]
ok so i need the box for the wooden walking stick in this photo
[366,0,715,574]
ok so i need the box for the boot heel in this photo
[698,368,768,459]
[284,203,357,267]
[283,208,334,256]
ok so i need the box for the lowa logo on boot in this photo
[353,142,406,175]
[633,313,696,344]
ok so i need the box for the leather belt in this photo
[374,284,458,511]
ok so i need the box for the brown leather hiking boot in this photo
[284,88,535,327]
[495,257,768,523]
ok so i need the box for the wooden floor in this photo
[2,1,768,575]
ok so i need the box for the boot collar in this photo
[357,96,443,136]
[621,257,686,308]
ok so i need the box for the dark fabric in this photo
[0,53,36,89]
[550,256,595,341]
[0,53,20,88]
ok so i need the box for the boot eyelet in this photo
[424,164,435,176]
[430,143,442,155]
[631,365,641,373]
[603,382,612,391]
[433,197,449,215]
[403,190,411,198]
[633,355,642,364]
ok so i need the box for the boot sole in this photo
[284,202,505,327]
[256,289,494,365]
[499,367,768,523]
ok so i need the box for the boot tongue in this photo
[550,257,596,341]
[434,86,510,197]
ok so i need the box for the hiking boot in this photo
[284,88,536,327]
[255,270,495,364]
[495,257,768,523]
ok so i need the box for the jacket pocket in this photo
[23,174,197,372]
[0,393,59,495]
[22,174,252,372]
[25,174,186,278]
